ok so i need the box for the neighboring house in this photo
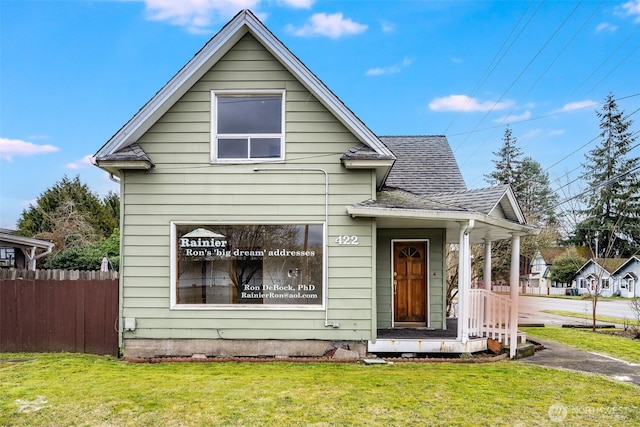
[573,258,627,298]
[526,248,575,295]
[94,10,537,359]
[0,229,54,270]
[612,256,640,298]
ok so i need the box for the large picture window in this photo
[212,91,284,162]
[172,224,323,307]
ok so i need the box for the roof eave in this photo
[95,159,154,176]
[0,233,55,251]
[347,205,539,235]
[342,158,394,188]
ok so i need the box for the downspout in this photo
[253,167,339,328]
[117,174,125,352]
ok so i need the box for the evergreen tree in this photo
[573,93,640,257]
[485,126,522,186]
[17,175,120,252]
[484,128,560,280]
[516,157,558,227]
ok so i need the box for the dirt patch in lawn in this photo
[597,328,640,340]
[0,358,33,368]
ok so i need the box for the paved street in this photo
[518,295,637,326]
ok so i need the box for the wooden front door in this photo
[393,241,428,323]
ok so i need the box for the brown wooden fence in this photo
[0,269,119,356]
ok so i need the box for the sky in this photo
[1,0,639,230]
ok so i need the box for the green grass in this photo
[542,309,640,326]
[2,353,640,426]
[523,325,640,364]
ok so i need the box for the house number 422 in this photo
[335,235,359,245]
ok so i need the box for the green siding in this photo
[375,229,446,330]
[120,34,377,341]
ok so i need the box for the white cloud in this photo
[380,20,395,33]
[521,129,542,140]
[286,13,367,38]
[278,0,314,8]
[621,0,640,22]
[428,95,514,112]
[66,155,95,170]
[366,57,413,76]
[494,110,531,124]
[142,0,260,34]
[522,128,565,141]
[0,137,59,161]
[556,100,598,113]
[596,22,618,33]
[450,57,463,64]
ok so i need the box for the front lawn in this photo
[2,353,639,426]
[522,325,640,364]
[541,309,640,326]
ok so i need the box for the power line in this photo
[453,1,580,154]
[571,24,640,98]
[461,93,640,189]
[442,1,539,136]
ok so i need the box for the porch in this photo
[370,318,487,354]
[369,290,524,355]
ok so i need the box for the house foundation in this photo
[123,339,368,359]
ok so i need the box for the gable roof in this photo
[351,185,525,224]
[575,258,629,276]
[533,247,577,266]
[612,255,640,275]
[94,9,394,164]
[380,136,466,194]
[428,185,525,223]
[347,183,536,244]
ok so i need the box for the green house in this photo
[95,10,537,360]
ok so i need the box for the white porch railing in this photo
[468,289,513,345]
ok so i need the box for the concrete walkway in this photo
[520,337,640,387]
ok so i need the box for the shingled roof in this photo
[380,136,466,194]
[352,185,522,220]
[99,143,152,163]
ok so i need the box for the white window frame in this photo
[169,221,325,311]
[211,89,286,163]
[620,278,628,289]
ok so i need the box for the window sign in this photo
[174,224,323,306]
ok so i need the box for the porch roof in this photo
[0,231,54,253]
[347,187,538,243]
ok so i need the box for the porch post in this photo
[483,239,492,290]
[509,233,521,358]
[21,247,36,271]
[458,221,473,343]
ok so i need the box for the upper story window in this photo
[212,90,285,162]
